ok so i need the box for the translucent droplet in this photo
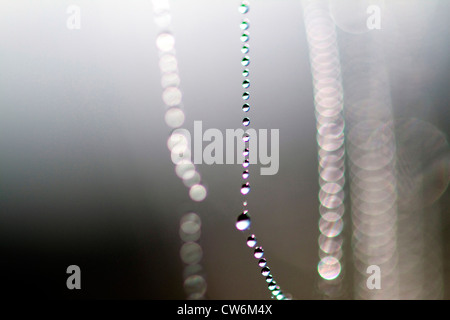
[271,286,281,296]
[268,281,277,290]
[243,159,250,168]
[276,293,285,300]
[243,201,248,206]
[241,56,250,67]
[247,234,257,247]
[236,212,251,231]
[241,45,249,54]
[242,69,249,77]
[261,266,271,277]
[240,33,249,42]
[242,92,250,100]
[242,103,250,112]
[240,20,250,30]
[238,3,249,14]
[242,117,250,126]
[265,275,273,283]
[241,182,250,195]
[242,133,250,142]
[243,148,249,156]
[242,79,250,89]
[242,170,249,179]
[254,247,264,259]
[258,258,267,267]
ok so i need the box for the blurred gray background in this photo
[0,0,449,299]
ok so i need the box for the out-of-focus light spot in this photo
[165,107,185,128]
[159,54,178,73]
[319,215,343,237]
[162,86,182,107]
[189,184,207,202]
[319,234,343,254]
[182,171,201,188]
[180,213,201,234]
[318,256,341,280]
[180,242,203,265]
[152,0,170,14]
[156,32,175,52]
[154,13,171,29]
[167,131,189,151]
[319,166,345,182]
[171,147,191,165]
[184,274,207,299]
[175,159,195,179]
[320,182,343,194]
[161,72,180,88]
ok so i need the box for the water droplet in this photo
[247,234,257,247]
[236,212,251,231]
[242,92,250,100]
[242,103,250,112]
[268,281,277,290]
[265,275,273,283]
[271,286,281,296]
[240,19,249,30]
[276,294,285,300]
[238,3,249,14]
[240,33,249,42]
[243,201,248,206]
[242,69,249,77]
[242,170,249,179]
[241,56,250,67]
[241,45,249,54]
[243,159,250,168]
[243,148,249,156]
[241,182,250,195]
[261,266,271,277]
[242,79,250,89]
[254,247,264,259]
[258,258,267,267]
[242,117,250,126]
[242,133,250,143]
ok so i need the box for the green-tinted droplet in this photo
[238,3,249,14]
[240,33,249,42]
[240,20,250,30]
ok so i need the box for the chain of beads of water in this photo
[235,1,290,300]
[152,0,207,300]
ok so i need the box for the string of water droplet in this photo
[235,1,290,300]
[152,0,207,299]
[303,0,346,298]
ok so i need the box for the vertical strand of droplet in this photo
[152,0,207,299]
[302,0,346,298]
[235,1,290,300]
